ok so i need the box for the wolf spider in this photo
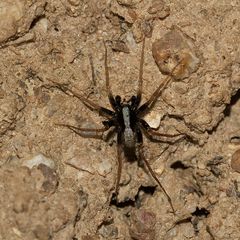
[53,38,186,213]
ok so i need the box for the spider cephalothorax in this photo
[53,38,185,213]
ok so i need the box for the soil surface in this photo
[0,0,240,239]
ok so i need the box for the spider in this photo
[52,38,186,213]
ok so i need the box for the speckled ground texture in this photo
[0,0,240,239]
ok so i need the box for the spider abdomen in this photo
[122,105,136,150]
[123,127,135,149]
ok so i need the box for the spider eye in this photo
[115,95,121,103]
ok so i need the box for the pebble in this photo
[154,163,165,176]
[148,0,165,14]
[117,0,142,7]
[144,111,162,129]
[111,40,130,53]
[198,161,205,170]
[147,0,170,20]
[231,149,240,173]
[129,209,156,240]
[68,0,81,6]
[152,27,200,80]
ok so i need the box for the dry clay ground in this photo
[0,0,240,239]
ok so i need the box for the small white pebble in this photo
[154,162,165,176]
[198,161,205,170]
[144,111,162,129]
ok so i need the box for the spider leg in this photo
[103,41,118,110]
[136,37,146,106]
[136,59,185,116]
[115,132,123,195]
[89,54,96,87]
[140,119,185,143]
[136,127,175,214]
[49,81,114,119]
[55,123,110,139]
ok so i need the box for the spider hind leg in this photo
[136,126,175,214]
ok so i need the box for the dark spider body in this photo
[102,96,142,160]
[53,38,185,213]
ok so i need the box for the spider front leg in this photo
[136,127,175,214]
[137,59,185,116]
[103,41,120,111]
[55,121,112,139]
[135,37,146,106]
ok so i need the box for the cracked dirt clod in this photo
[0,0,46,46]
[0,94,25,143]
[0,165,87,240]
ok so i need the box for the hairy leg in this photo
[115,132,123,195]
[137,59,184,116]
[89,54,96,87]
[103,41,118,110]
[136,127,175,214]
[138,144,175,213]
[135,37,146,106]
[48,80,114,119]
[55,123,110,139]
